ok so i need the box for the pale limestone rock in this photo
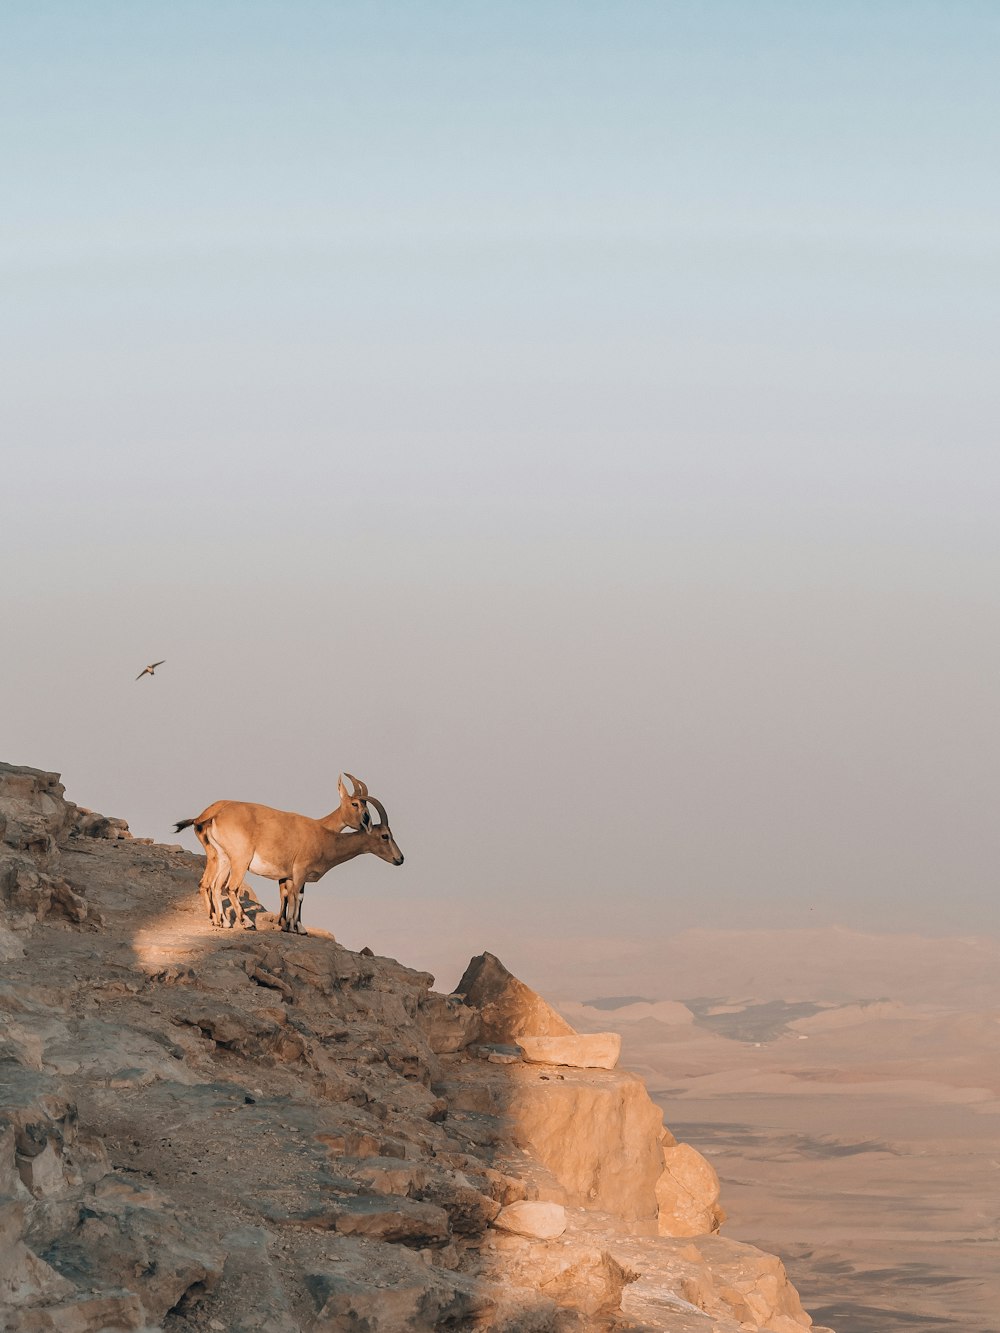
[68,806,131,840]
[454,952,575,1042]
[492,1199,567,1239]
[656,1142,725,1237]
[691,1235,813,1329]
[518,1031,621,1070]
[480,1231,636,1318]
[507,1067,666,1221]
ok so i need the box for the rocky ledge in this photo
[0,761,833,1332]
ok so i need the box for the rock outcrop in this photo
[0,762,833,1332]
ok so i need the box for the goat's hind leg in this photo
[278,877,306,934]
[198,845,219,922]
[206,844,236,927]
[224,856,255,929]
[194,827,219,923]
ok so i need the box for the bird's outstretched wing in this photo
[135,660,166,680]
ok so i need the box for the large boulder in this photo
[0,765,101,931]
[0,764,74,866]
[656,1142,726,1236]
[689,1236,813,1330]
[453,953,576,1042]
[305,1238,493,1332]
[478,1231,637,1320]
[415,991,481,1053]
[454,953,621,1071]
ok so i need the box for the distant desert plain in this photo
[541,930,1000,1333]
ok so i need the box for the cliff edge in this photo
[0,761,833,1333]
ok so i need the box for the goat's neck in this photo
[318,809,350,833]
[319,827,373,868]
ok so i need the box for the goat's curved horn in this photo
[366,796,389,827]
[344,772,368,799]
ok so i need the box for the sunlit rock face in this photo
[656,1141,726,1237]
[0,761,830,1332]
[518,1032,622,1069]
[454,949,579,1041]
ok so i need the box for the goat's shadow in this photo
[214,883,271,931]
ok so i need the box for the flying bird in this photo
[135,660,166,680]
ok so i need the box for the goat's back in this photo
[195,801,356,882]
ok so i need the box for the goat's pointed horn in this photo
[344,772,368,799]
[366,796,388,827]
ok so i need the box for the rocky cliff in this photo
[0,761,832,1333]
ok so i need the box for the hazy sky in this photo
[3,2,999,984]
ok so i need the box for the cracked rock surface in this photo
[0,762,831,1332]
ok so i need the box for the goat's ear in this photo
[337,774,347,799]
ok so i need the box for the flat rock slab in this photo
[473,1042,524,1064]
[260,1193,450,1245]
[518,1032,622,1070]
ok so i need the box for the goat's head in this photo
[338,773,372,831]
[365,796,404,866]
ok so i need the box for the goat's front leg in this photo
[293,883,306,935]
[278,879,291,931]
[230,886,255,929]
[279,879,306,934]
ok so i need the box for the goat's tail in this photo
[174,817,196,833]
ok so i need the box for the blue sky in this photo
[3,3,998,981]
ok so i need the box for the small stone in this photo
[474,1043,523,1064]
[493,1200,567,1240]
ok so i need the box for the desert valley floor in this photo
[558,969,1000,1333]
